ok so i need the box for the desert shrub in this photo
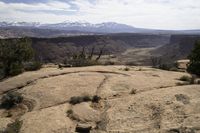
[179,75,192,82]
[124,67,130,71]
[187,40,200,76]
[92,95,101,103]
[69,96,83,105]
[8,63,24,76]
[24,61,42,71]
[0,120,23,133]
[179,75,195,84]
[151,57,162,67]
[130,89,136,95]
[66,59,99,67]
[69,95,101,105]
[158,64,171,70]
[69,95,91,105]
[66,109,73,117]
[104,61,115,65]
[82,95,92,102]
[0,92,23,109]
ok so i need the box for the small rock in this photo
[75,123,92,133]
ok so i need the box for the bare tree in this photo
[96,45,105,61]
[88,46,95,60]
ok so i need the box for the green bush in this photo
[0,92,23,109]
[187,40,200,76]
[179,75,192,82]
[92,95,101,103]
[9,62,24,76]
[69,95,101,105]
[0,38,34,78]
[66,58,99,67]
[24,61,42,71]
[159,64,171,70]
[187,62,200,76]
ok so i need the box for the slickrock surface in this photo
[0,66,199,133]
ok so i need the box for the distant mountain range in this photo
[0,21,143,33]
[0,21,200,38]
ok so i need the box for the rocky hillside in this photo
[0,34,170,63]
[0,27,95,38]
[0,66,200,133]
[153,34,200,63]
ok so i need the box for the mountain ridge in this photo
[1,21,200,34]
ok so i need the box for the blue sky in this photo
[0,0,200,30]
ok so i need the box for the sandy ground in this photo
[0,65,199,133]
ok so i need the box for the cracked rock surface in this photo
[0,66,200,133]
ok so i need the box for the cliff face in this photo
[0,34,169,63]
[154,35,200,63]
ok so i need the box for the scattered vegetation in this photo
[0,92,23,109]
[66,109,78,121]
[123,67,130,71]
[158,64,172,71]
[175,94,190,104]
[0,38,34,78]
[104,61,115,65]
[151,57,181,71]
[66,109,73,117]
[179,75,195,84]
[179,75,192,82]
[0,120,23,133]
[130,89,137,95]
[69,95,101,105]
[0,38,42,79]
[91,95,101,103]
[168,126,195,133]
[187,40,200,76]
[151,57,162,68]
[64,46,105,67]
[24,61,42,71]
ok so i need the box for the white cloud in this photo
[0,0,200,30]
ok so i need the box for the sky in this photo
[0,0,200,30]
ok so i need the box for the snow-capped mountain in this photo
[1,21,200,34]
[0,21,41,27]
[40,21,139,33]
[0,21,141,33]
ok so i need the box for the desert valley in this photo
[0,21,200,133]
